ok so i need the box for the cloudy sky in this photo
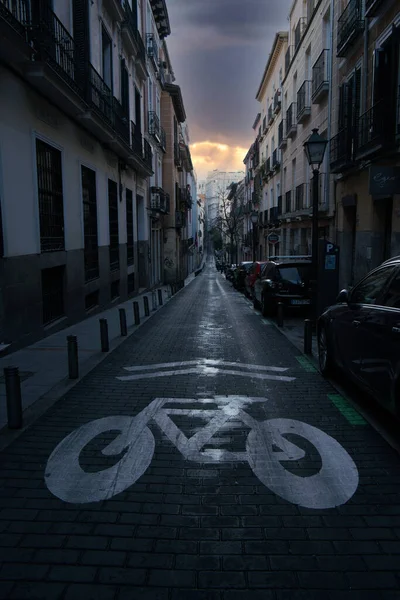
[166,0,292,181]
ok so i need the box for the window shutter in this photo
[120,59,129,116]
[73,0,90,93]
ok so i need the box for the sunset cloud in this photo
[190,141,247,180]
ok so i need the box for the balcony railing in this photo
[312,49,329,103]
[286,103,297,137]
[294,18,307,51]
[272,149,280,170]
[150,187,169,213]
[297,80,311,123]
[356,101,385,159]
[146,33,158,67]
[87,64,113,125]
[274,90,281,114]
[285,190,292,213]
[337,0,364,57]
[0,0,31,35]
[278,120,287,148]
[112,97,130,142]
[295,183,308,211]
[143,138,153,170]
[268,105,274,124]
[148,110,160,140]
[330,128,353,173]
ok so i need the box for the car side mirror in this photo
[336,289,349,303]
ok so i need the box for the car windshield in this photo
[276,265,311,284]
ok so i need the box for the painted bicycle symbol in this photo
[45,395,359,509]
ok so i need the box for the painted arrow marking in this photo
[116,360,296,383]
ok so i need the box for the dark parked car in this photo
[226,264,237,282]
[253,259,312,316]
[233,262,253,291]
[244,261,268,298]
[318,257,400,415]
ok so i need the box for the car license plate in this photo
[291,299,310,305]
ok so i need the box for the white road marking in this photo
[122,360,288,373]
[117,367,295,382]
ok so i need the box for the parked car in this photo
[233,262,253,290]
[317,256,400,415]
[244,261,268,298]
[253,258,312,316]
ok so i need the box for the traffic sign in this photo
[268,233,280,244]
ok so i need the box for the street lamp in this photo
[250,211,259,262]
[303,128,328,319]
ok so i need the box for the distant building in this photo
[205,170,244,230]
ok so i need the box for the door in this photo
[359,267,400,408]
[334,266,397,382]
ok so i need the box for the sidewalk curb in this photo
[0,271,200,452]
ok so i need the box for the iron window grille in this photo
[36,139,65,253]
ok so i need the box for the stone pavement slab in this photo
[0,262,399,598]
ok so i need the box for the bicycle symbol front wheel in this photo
[246,418,359,509]
[45,415,155,504]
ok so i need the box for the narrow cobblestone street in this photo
[1,262,400,599]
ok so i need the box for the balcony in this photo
[268,104,274,125]
[278,120,287,149]
[294,18,307,52]
[330,128,354,173]
[274,90,281,114]
[297,81,311,123]
[0,0,34,65]
[150,187,169,214]
[286,103,297,138]
[130,122,153,176]
[365,0,385,16]
[121,0,146,73]
[285,191,292,213]
[148,110,161,143]
[272,149,280,171]
[146,33,158,69]
[337,0,364,58]
[312,49,329,104]
[356,101,385,160]
[262,115,267,133]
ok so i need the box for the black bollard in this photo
[152,291,157,311]
[99,318,109,352]
[143,296,150,317]
[304,319,313,355]
[133,301,140,325]
[119,308,127,337]
[4,366,22,429]
[158,289,163,306]
[67,335,79,379]
[277,302,284,328]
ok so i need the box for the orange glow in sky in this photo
[190,141,247,180]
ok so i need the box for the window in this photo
[36,139,65,252]
[126,188,134,266]
[108,180,119,271]
[41,266,65,325]
[82,166,99,282]
[102,26,112,90]
[120,58,129,116]
[382,270,400,309]
[111,279,120,300]
[351,267,397,305]
[85,290,99,311]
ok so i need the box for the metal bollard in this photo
[67,335,79,379]
[99,318,109,352]
[119,308,127,337]
[143,295,150,317]
[277,302,284,328]
[4,366,22,429]
[158,289,163,306]
[152,291,157,311]
[304,319,313,355]
[133,301,140,325]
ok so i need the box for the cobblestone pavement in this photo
[1,262,400,599]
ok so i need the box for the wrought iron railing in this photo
[123,0,137,40]
[272,149,280,169]
[0,0,31,35]
[268,105,274,124]
[297,80,311,121]
[146,33,158,65]
[312,49,329,100]
[87,64,113,124]
[287,103,296,132]
[148,110,160,139]
[294,18,307,51]
[278,120,286,146]
[330,128,353,171]
[113,97,130,142]
[274,90,281,113]
[131,121,143,157]
[357,101,384,155]
[337,0,364,57]
[143,138,153,169]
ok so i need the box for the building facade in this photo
[331,0,400,288]
[205,170,244,230]
[0,0,194,351]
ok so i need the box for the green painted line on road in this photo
[296,356,318,373]
[327,393,367,425]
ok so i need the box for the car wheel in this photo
[318,325,334,377]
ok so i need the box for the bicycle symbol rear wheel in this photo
[246,418,359,509]
[45,415,155,504]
